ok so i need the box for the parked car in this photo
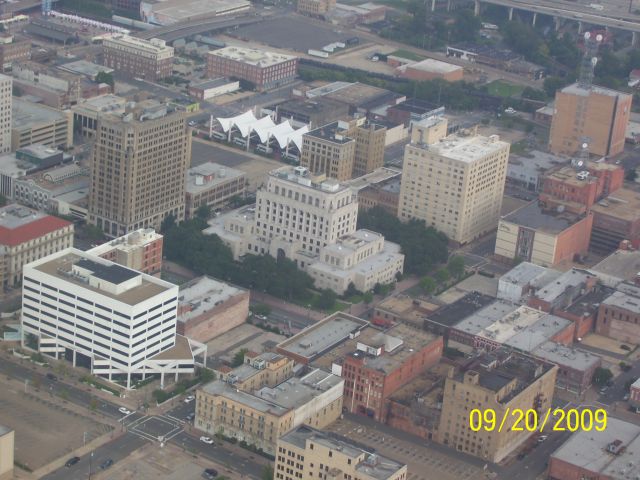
[65,457,80,467]
[118,407,132,415]
[186,412,195,421]
[624,393,630,401]
[46,373,58,381]
[621,344,631,351]
[537,435,548,443]
[505,107,516,114]
[184,395,195,403]
[202,468,218,479]
[100,459,114,470]
[200,436,214,445]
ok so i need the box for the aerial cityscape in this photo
[0,0,640,479]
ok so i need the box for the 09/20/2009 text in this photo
[469,408,607,433]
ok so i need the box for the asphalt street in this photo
[42,433,148,480]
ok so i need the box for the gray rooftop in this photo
[75,258,140,285]
[0,424,11,436]
[58,60,113,78]
[190,77,237,90]
[0,205,48,229]
[254,369,342,409]
[185,162,245,195]
[503,201,584,234]
[201,380,290,416]
[602,290,640,314]
[452,300,519,336]
[178,275,246,323]
[13,98,68,130]
[279,425,406,480]
[534,269,593,303]
[551,417,640,477]
[591,249,640,285]
[277,313,369,361]
[504,315,572,353]
[532,341,600,372]
[499,262,549,288]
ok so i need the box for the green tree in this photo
[195,204,211,221]
[363,292,374,304]
[316,289,337,311]
[262,465,274,480]
[198,367,215,383]
[96,71,114,87]
[160,213,176,233]
[232,348,248,367]
[0,194,6,207]
[252,304,271,316]
[447,255,466,279]
[543,76,568,97]
[435,268,450,284]
[593,367,613,387]
[420,276,437,295]
[625,168,637,182]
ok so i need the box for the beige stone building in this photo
[184,162,246,219]
[301,118,386,181]
[549,83,632,158]
[12,98,72,151]
[214,351,294,393]
[195,368,343,455]
[0,205,73,288]
[296,0,335,16]
[88,105,190,237]
[399,117,510,244]
[438,352,557,463]
[0,425,13,480]
[275,425,408,480]
[0,74,10,154]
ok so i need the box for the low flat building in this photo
[373,294,439,328]
[0,205,73,289]
[497,262,552,303]
[214,351,294,392]
[507,150,569,192]
[396,58,463,82]
[13,163,89,213]
[596,284,640,344]
[531,341,600,397]
[184,162,246,219]
[527,268,598,313]
[140,0,250,25]
[590,188,640,254]
[591,247,640,287]
[548,417,640,480]
[275,425,408,480]
[438,350,557,463]
[346,166,402,215]
[495,201,593,267]
[424,291,495,339]
[58,60,114,81]
[87,228,163,275]
[187,78,239,100]
[176,275,249,342]
[450,302,575,352]
[305,81,405,116]
[268,97,349,129]
[312,322,443,422]
[276,312,369,365]
[0,425,13,480]
[12,98,73,150]
[552,283,614,340]
[195,368,343,455]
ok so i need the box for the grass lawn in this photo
[389,49,426,61]
[486,80,524,98]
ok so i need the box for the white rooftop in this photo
[402,58,462,74]
[178,275,245,323]
[499,262,549,288]
[532,341,600,371]
[421,132,509,163]
[209,46,296,67]
[534,269,592,303]
[185,162,245,195]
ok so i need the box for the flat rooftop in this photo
[551,417,640,477]
[305,122,356,145]
[534,269,593,304]
[404,58,462,74]
[312,323,440,374]
[276,313,368,362]
[32,249,173,306]
[178,275,245,323]
[185,162,245,195]
[72,94,127,114]
[254,369,342,408]
[145,0,250,22]
[280,425,407,480]
[592,250,640,283]
[200,380,290,416]
[561,82,633,99]
[532,341,600,371]
[104,35,173,54]
[58,60,113,78]
[503,201,585,233]
[426,292,498,328]
[209,46,296,67]
[602,289,640,314]
[190,77,237,90]
[13,98,68,130]
[276,97,347,115]
[375,295,439,324]
[269,166,350,194]
[499,262,550,289]
[592,188,640,222]
[543,165,600,188]
[420,132,509,163]
[345,166,401,191]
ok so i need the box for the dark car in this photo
[202,468,218,479]
[65,457,80,467]
[186,412,195,421]
[100,459,114,470]
[517,453,526,460]
[46,373,58,381]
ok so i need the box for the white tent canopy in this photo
[215,110,309,150]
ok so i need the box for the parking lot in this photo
[0,378,112,471]
[230,15,355,52]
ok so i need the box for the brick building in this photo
[590,188,640,254]
[176,276,249,343]
[207,47,297,91]
[630,378,640,409]
[596,284,640,344]
[311,322,443,422]
[103,35,174,81]
[86,228,163,275]
[0,35,29,71]
[184,162,246,219]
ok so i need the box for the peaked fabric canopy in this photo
[215,110,309,150]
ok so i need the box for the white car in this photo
[505,107,516,115]
[184,395,195,403]
[200,436,214,445]
[118,407,132,415]
[537,435,548,443]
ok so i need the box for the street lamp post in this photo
[88,451,93,480]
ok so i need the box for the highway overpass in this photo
[135,13,263,42]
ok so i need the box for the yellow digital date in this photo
[468,408,607,433]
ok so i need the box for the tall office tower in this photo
[351,119,386,178]
[88,105,190,237]
[548,84,632,158]
[0,74,11,154]
[398,117,510,245]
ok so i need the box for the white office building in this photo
[21,248,206,388]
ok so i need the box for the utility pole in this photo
[88,451,93,480]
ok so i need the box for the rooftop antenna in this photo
[578,32,603,90]
[571,138,591,169]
